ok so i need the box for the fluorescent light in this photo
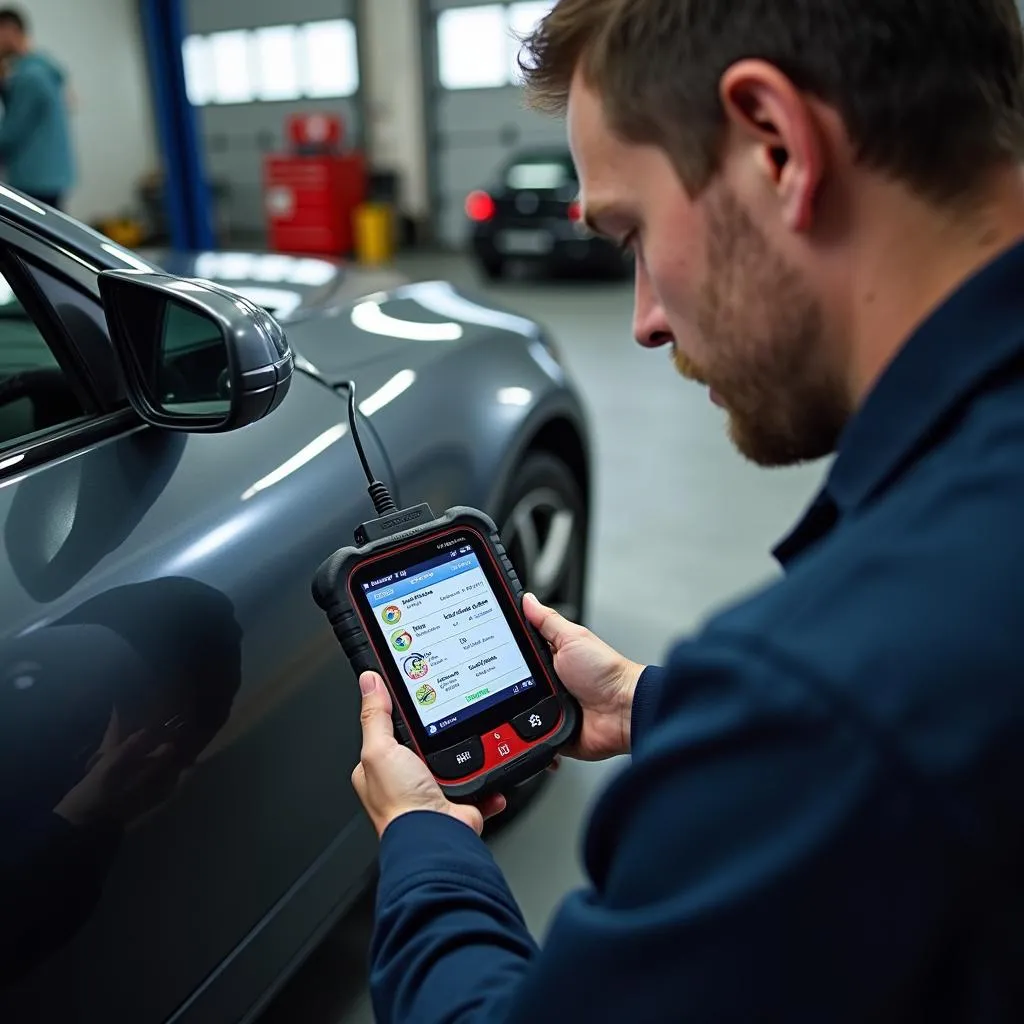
[408,281,535,336]
[101,244,157,273]
[228,285,303,318]
[497,387,533,406]
[351,300,463,342]
[0,186,45,214]
[242,424,349,501]
[359,371,417,417]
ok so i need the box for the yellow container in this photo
[354,202,395,265]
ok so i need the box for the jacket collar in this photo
[775,236,1024,565]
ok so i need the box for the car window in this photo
[0,268,90,449]
[505,157,575,191]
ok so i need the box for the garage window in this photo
[209,30,254,105]
[184,19,359,107]
[437,2,554,91]
[253,25,301,102]
[302,20,359,98]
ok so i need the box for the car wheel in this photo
[498,452,587,624]
[485,453,588,826]
[481,255,505,281]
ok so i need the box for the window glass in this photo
[506,158,574,190]
[210,30,254,105]
[507,1,553,84]
[183,35,214,107]
[253,25,301,102]
[0,269,88,449]
[438,5,508,90]
[301,20,359,98]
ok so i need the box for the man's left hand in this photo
[352,671,507,839]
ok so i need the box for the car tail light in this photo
[466,190,496,222]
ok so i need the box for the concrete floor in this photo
[260,254,829,1023]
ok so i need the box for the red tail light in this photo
[466,190,496,222]
[568,199,582,222]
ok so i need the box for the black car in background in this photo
[466,147,631,280]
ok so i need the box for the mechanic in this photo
[351,2,1024,1021]
[0,6,76,211]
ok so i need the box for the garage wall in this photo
[4,0,158,225]
[183,0,363,244]
[423,0,566,248]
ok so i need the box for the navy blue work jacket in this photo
[369,239,1024,1023]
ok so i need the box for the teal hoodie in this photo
[0,51,76,198]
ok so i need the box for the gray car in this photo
[0,190,592,1022]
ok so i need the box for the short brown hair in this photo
[519,0,1024,203]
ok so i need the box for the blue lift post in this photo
[139,0,216,251]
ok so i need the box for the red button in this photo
[481,724,527,767]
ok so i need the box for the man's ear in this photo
[718,59,825,234]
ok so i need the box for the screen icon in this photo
[381,605,402,625]
[404,653,430,681]
[391,629,413,652]
[415,683,437,707]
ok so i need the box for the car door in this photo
[0,221,386,1024]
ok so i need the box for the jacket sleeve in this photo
[0,71,47,156]
[369,635,954,1024]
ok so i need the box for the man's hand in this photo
[353,672,507,839]
[524,593,644,761]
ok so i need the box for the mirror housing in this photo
[98,270,294,433]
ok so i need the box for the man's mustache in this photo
[673,347,708,385]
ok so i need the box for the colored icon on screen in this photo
[415,683,437,706]
[404,654,430,681]
[391,629,413,652]
[381,605,402,625]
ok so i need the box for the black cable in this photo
[344,381,398,517]
[346,380,375,486]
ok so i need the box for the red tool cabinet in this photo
[263,115,367,256]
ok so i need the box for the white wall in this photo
[360,0,430,219]
[12,0,158,223]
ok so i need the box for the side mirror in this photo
[98,270,294,433]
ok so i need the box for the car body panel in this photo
[0,374,390,1023]
[0,187,593,1023]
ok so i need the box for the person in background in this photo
[0,7,75,211]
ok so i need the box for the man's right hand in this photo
[523,593,645,762]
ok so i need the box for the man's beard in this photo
[676,188,849,468]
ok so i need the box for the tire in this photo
[496,451,588,625]
[480,255,505,281]
[484,452,588,824]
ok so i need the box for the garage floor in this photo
[260,254,828,1024]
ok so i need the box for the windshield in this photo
[505,156,575,192]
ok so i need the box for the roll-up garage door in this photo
[182,0,363,244]
[424,0,567,249]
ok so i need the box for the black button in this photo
[428,736,485,781]
[511,696,561,742]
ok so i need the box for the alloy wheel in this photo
[500,486,581,622]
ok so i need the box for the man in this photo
[352,1,1024,1020]
[0,7,75,210]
